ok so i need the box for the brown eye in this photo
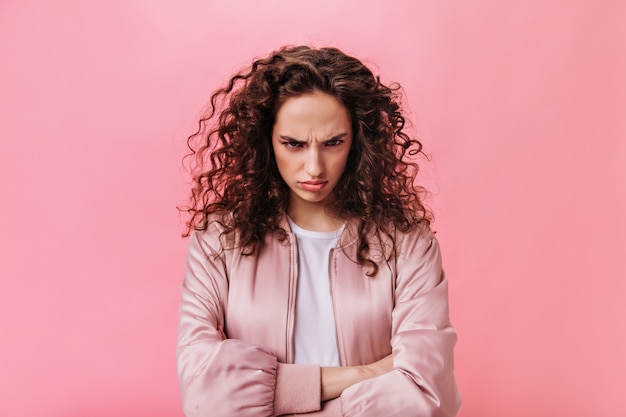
[284,140,303,148]
[325,139,342,147]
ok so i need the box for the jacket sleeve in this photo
[339,227,461,417]
[177,230,322,417]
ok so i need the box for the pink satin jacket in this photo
[177,217,461,417]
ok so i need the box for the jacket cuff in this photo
[317,398,342,416]
[274,363,321,415]
[293,398,343,416]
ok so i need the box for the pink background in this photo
[1,1,624,416]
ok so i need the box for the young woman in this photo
[177,45,461,417]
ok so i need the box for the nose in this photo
[304,148,323,177]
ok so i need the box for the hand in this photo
[363,354,393,378]
[217,325,227,340]
[321,354,393,401]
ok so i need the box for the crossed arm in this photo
[217,324,393,404]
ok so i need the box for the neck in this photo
[287,200,344,232]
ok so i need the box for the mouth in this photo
[299,180,328,191]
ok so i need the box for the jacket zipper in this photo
[329,248,347,366]
[286,235,298,363]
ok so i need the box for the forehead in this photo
[273,92,351,138]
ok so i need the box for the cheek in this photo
[334,150,351,172]
[273,150,293,175]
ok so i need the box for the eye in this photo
[283,140,303,148]
[324,139,343,147]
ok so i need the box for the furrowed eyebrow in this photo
[279,135,307,143]
[324,133,348,142]
[279,133,348,142]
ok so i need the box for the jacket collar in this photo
[278,213,360,249]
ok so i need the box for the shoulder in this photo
[191,211,289,256]
[189,212,237,255]
[395,221,436,251]
[393,222,441,271]
[338,216,434,246]
[365,218,437,257]
[394,222,443,280]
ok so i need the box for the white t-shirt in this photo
[288,218,343,367]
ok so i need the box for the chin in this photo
[297,193,331,204]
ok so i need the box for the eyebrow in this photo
[278,133,349,142]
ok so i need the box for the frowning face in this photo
[271,92,352,213]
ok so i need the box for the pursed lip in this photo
[298,180,328,191]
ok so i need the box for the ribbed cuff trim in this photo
[273,362,321,416]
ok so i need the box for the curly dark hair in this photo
[181,45,431,275]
